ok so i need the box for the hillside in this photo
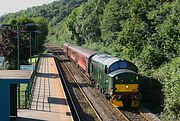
[0,0,179,120]
[0,0,87,25]
[48,0,180,120]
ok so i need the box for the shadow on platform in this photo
[36,73,59,78]
[11,117,45,121]
[48,97,67,105]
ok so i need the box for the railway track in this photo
[45,44,156,121]
[60,52,153,121]
[119,109,153,121]
[60,54,130,121]
[55,51,102,121]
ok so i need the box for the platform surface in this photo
[16,54,73,121]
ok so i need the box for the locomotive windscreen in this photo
[109,61,128,73]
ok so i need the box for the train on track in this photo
[63,43,141,108]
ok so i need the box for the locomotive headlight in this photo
[125,85,129,89]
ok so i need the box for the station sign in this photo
[20,65,35,70]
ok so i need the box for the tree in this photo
[0,17,48,69]
[0,25,30,69]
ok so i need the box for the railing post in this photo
[18,84,21,108]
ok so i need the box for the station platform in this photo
[16,54,73,121]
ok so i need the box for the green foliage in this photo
[52,0,179,119]
[0,0,87,25]
[152,57,180,120]
[10,17,34,25]
[64,0,105,45]
[33,17,48,47]
[0,0,179,119]
[101,0,129,45]
[138,45,168,71]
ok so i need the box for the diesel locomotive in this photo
[63,43,141,107]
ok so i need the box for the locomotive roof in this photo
[68,45,97,58]
[108,69,137,77]
[92,53,124,67]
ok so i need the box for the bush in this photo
[152,57,180,120]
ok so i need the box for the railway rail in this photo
[119,109,153,121]
[55,56,81,121]
[45,44,156,121]
[60,53,130,121]
[60,51,153,121]
[55,51,102,121]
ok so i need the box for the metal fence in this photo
[17,54,40,109]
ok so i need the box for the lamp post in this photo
[30,32,32,64]
[17,26,20,70]
[34,30,42,53]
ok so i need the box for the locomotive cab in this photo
[108,69,141,108]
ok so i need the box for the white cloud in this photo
[0,0,56,16]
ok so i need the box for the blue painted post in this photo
[0,84,10,121]
[10,84,17,117]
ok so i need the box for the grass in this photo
[28,57,38,64]
[18,84,28,108]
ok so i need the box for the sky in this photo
[0,0,56,16]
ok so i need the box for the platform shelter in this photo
[0,70,32,121]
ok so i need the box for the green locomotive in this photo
[90,54,141,107]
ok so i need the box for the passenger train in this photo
[63,43,141,107]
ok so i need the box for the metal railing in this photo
[18,54,41,109]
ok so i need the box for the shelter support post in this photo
[0,83,10,121]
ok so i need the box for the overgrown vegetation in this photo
[0,0,87,25]
[48,0,180,120]
[0,0,179,120]
[152,57,180,120]
[0,17,48,69]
